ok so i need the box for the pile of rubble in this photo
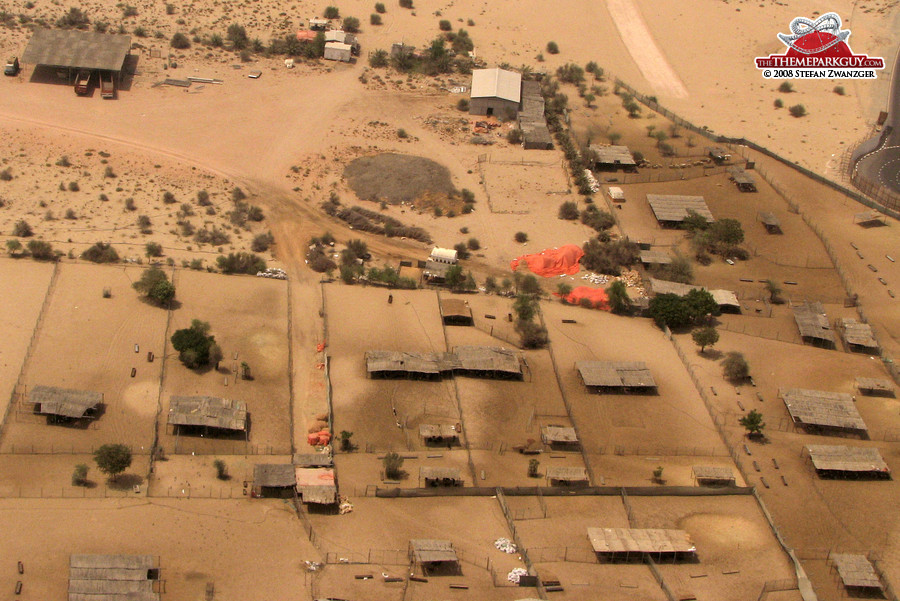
[507,567,528,583]
[257,268,287,280]
[494,538,517,554]
[338,495,353,515]
[583,169,601,193]
[579,269,647,297]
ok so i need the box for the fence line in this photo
[527,546,597,564]
[645,556,677,601]
[756,578,800,601]
[496,488,547,599]
[148,266,177,477]
[0,261,59,449]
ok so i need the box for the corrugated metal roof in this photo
[68,555,159,601]
[840,319,878,349]
[419,424,459,439]
[576,361,656,388]
[254,464,297,487]
[781,388,866,431]
[806,445,889,473]
[440,298,472,320]
[30,386,102,419]
[470,68,521,103]
[453,345,521,374]
[589,145,636,166]
[856,377,893,393]
[167,396,247,431]
[832,554,883,589]
[23,29,131,71]
[410,539,458,563]
[587,528,696,554]
[792,302,836,344]
[647,194,714,223]
[640,249,672,265]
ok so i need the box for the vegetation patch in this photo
[322,196,431,243]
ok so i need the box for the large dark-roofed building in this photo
[22,29,132,82]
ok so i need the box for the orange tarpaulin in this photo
[510,244,584,277]
[557,286,609,310]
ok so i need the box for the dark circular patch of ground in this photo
[343,153,457,205]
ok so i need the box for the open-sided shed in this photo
[409,539,460,575]
[646,194,714,226]
[440,298,474,326]
[541,425,579,449]
[252,464,297,498]
[856,377,895,397]
[758,211,782,234]
[806,445,890,479]
[68,554,160,601]
[30,385,102,422]
[587,528,697,562]
[293,452,334,468]
[792,302,836,348]
[640,249,672,266]
[452,345,522,379]
[420,466,463,487]
[167,396,247,436]
[831,554,883,595]
[853,211,887,226]
[589,145,638,172]
[576,361,657,393]
[365,350,454,379]
[546,466,588,487]
[839,318,879,353]
[419,424,460,445]
[781,388,867,436]
[295,466,337,505]
[22,29,132,84]
[691,466,735,486]
[727,166,757,192]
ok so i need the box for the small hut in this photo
[646,194,714,227]
[295,466,337,505]
[691,466,735,486]
[546,466,588,487]
[419,424,460,446]
[409,539,460,575]
[588,145,638,172]
[856,377,894,397]
[541,425,579,450]
[792,302,836,348]
[727,166,757,192]
[758,211,782,234]
[252,464,296,498]
[30,385,102,424]
[440,298,474,326]
[839,318,879,353]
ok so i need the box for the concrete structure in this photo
[518,80,552,149]
[587,528,697,562]
[68,554,160,601]
[806,445,890,479]
[22,29,131,85]
[589,145,637,172]
[30,385,102,422]
[781,388,867,436]
[647,194,714,226]
[576,361,656,393]
[469,68,521,117]
[792,302,836,348]
[831,554,884,595]
[323,42,352,62]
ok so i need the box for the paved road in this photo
[854,45,900,194]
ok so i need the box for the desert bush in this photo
[145,242,163,257]
[56,7,89,29]
[343,16,360,32]
[137,214,152,233]
[383,452,404,479]
[466,237,480,250]
[580,206,615,232]
[0,168,13,181]
[375,2,386,12]
[324,6,340,18]
[788,104,806,117]
[778,81,793,93]
[162,191,176,204]
[556,63,584,84]
[251,232,275,252]
[399,0,413,8]
[654,254,693,284]
[833,85,845,95]
[170,32,190,48]
[558,201,579,220]
[369,48,388,67]
[56,155,71,167]
[227,23,248,49]
[133,266,175,305]
[774,98,783,108]
[72,463,89,486]
[370,13,382,25]
[439,19,451,31]
[68,181,79,191]
[723,351,750,382]
[217,252,266,274]
[12,220,33,237]
[457,98,469,111]
[194,227,230,246]
[507,128,523,144]
[581,238,639,275]
[514,231,528,243]
[27,240,57,261]
[81,242,119,263]
[516,319,549,349]
[546,41,559,54]
[171,319,216,368]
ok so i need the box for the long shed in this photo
[22,29,132,84]
[167,395,248,435]
[68,554,159,601]
[587,528,696,562]
[576,361,656,393]
[781,388,867,436]
[30,385,102,421]
[792,302,836,348]
[806,445,890,479]
[647,194,714,226]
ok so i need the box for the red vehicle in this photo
[74,69,90,95]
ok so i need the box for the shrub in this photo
[399,0,413,8]
[12,220,33,237]
[162,190,176,204]
[375,2,386,12]
[65,208,77,220]
[507,128,523,144]
[170,32,190,48]
[133,266,175,305]
[606,280,632,314]
[556,63,584,84]
[516,319,549,349]
[217,252,266,274]
[514,231,528,243]
[456,98,469,111]
[214,459,229,480]
[197,190,210,205]
[145,242,163,257]
[383,452,404,479]
[397,128,408,139]
[210,33,224,47]
[194,227,230,246]
[558,201,579,220]
[788,104,807,117]
[68,181,79,191]
[0,168,13,181]
[81,242,120,263]
[452,243,470,260]
[778,81,793,93]
[581,207,615,232]
[56,7,89,29]
[324,5,340,18]
[370,13,382,25]
[723,351,750,382]
[122,5,138,17]
[439,19,451,31]
[251,232,274,252]
[774,98,784,108]
[27,240,57,261]
[369,48,388,67]
[466,237,480,250]
[833,85,845,95]
[655,254,693,284]
[343,16,360,32]
[134,26,147,37]
[231,187,246,202]
[125,197,136,211]
[546,41,559,54]
[137,214,152,233]
[72,463,89,486]
[226,23,248,49]
[528,458,540,477]
[56,155,71,167]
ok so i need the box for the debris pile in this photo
[257,267,287,280]
[339,495,353,514]
[507,567,528,583]
[494,538,517,554]
[304,561,323,571]
[583,169,601,193]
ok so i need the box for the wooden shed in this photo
[30,385,102,424]
[409,539,460,575]
[68,554,160,601]
[587,528,697,562]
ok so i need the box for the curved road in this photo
[854,44,900,194]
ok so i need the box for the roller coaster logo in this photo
[755,12,884,79]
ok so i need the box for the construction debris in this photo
[507,567,528,583]
[257,267,287,280]
[583,169,601,193]
[304,561,323,571]
[338,495,353,514]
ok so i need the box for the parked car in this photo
[4,56,19,76]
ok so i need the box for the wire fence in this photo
[0,484,142,498]
[755,578,799,601]
[527,546,597,564]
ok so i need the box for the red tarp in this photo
[510,244,584,277]
[557,286,609,310]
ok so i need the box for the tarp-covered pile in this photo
[559,286,609,310]
[510,244,584,277]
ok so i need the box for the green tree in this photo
[606,280,632,315]
[132,266,175,306]
[519,274,541,295]
[445,264,464,289]
[171,319,215,368]
[558,201,579,220]
[383,452,404,479]
[213,459,229,480]
[556,282,573,300]
[217,252,266,274]
[546,41,559,54]
[343,16,360,32]
[648,293,693,329]
[739,409,766,437]
[513,294,537,322]
[788,104,806,117]
[145,241,163,257]
[722,351,750,382]
[339,430,354,452]
[683,288,719,322]
[72,463,89,486]
[93,444,132,481]
[515,319,549,348]
[708,218,744,247]
[692,326,719,353]
[81,242,119,263]
[6,239,22,256]
[227,23,248,49]
[369,48,389,67]
[170,32,190,49]
[27,240,57,261]
[324,5,340,18]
